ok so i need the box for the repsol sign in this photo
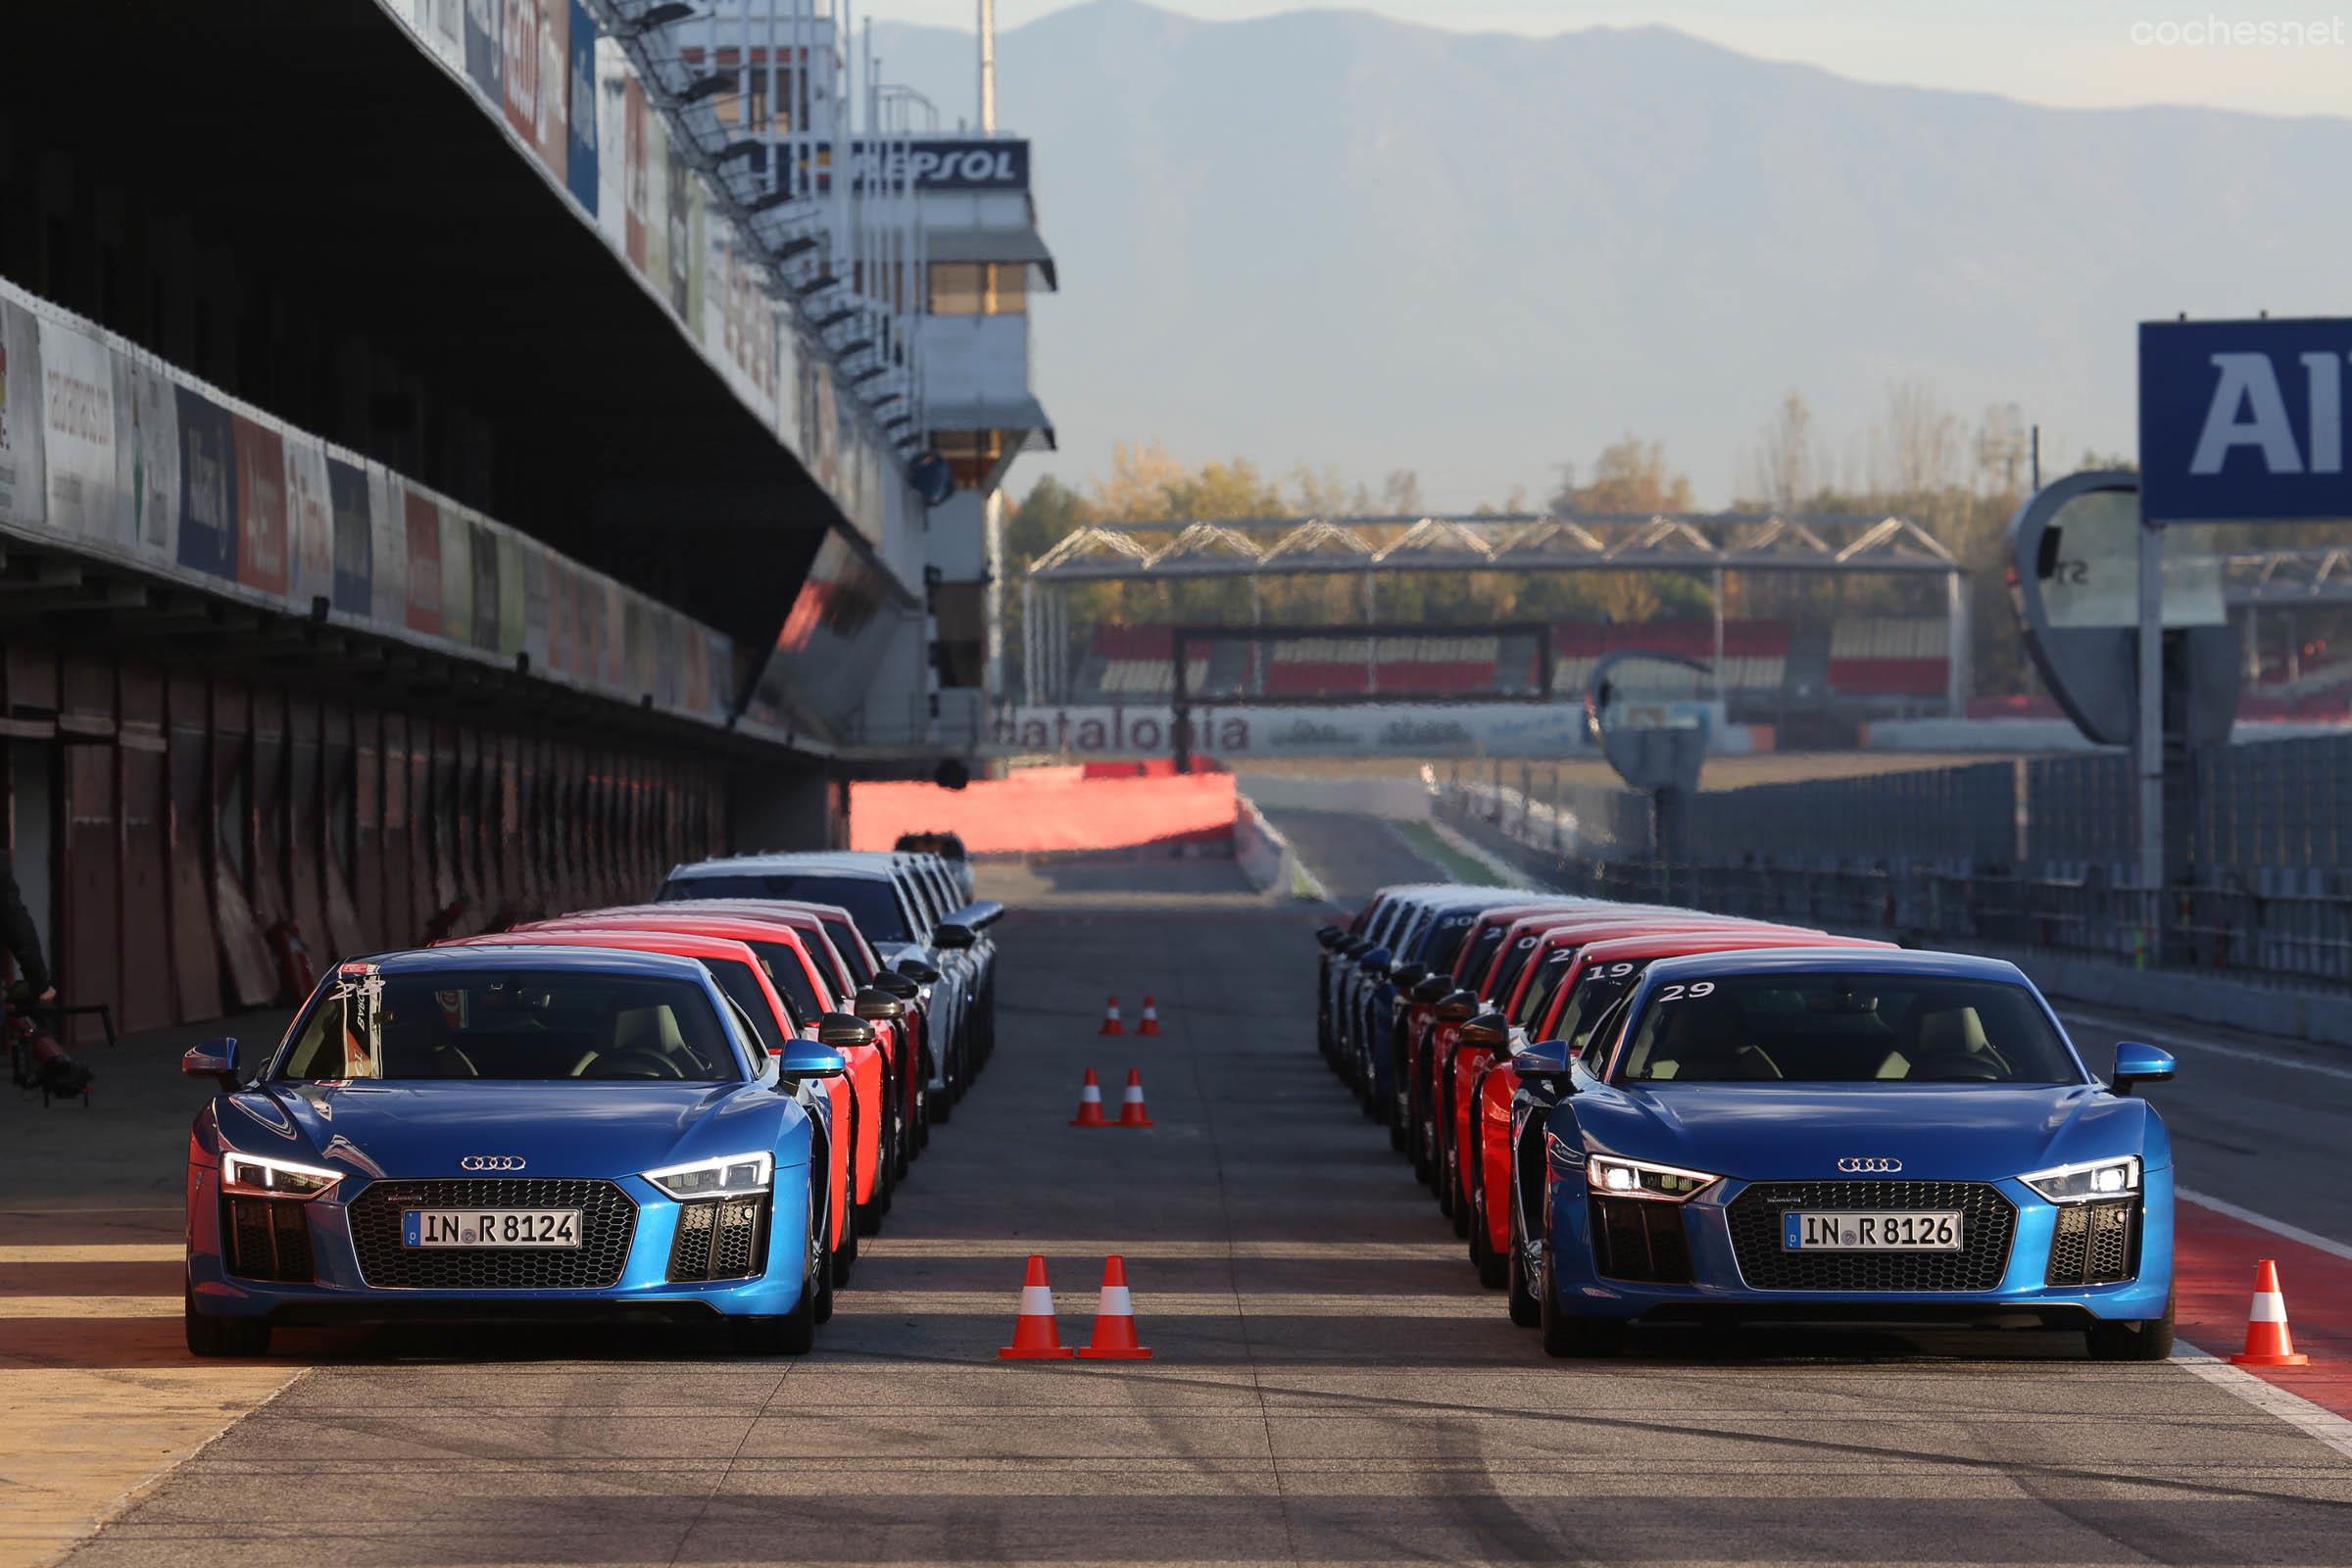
[844,139,1030,192]
[2140,318,2352,522]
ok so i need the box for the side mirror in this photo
[780,1038,849,1078]
[1410,975,1451,1004]
[1434,991,1478,1024]
[1392,962,1428,991]
[854,987,906,1021]
[1513,1038,1578,1090]
[933,922,976,951]
[2111,1041,2176,1096]
[1315,924,1344,950]
[872,970,921,1000]
[813,1014,873,1053]
[1342,937,1370,958]
[182,1037,239,1087]
[897,957,941,985]
[1359,946,1392,978]
[1455,1010,1509,1050]
[949,900,1004,931]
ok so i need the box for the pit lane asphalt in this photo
[59,854,2352,1568]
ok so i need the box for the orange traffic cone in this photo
[2230,1258,2311,1366]
[1069,1068,1109,1127]
[1114,1068,1153,1128]
[1099,996,1124,1036]
[1136,997,1162,1036]
[1077,1254,1153,1360]
[998,1254,1077,1359]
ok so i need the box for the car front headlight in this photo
[1587,1153,1720,1202]
[220,1150,345,1200]
[2023,1155,2140,1204]
[645,1152,774,1200]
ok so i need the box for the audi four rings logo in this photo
[1837,1156,1902,1173]
[460,1155,526,1172]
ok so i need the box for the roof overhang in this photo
[926,225,1059,291]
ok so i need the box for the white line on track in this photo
[2174,1346,2352,1463]
[2179,1187,2352,1263]
[2056,1006,2352,1083]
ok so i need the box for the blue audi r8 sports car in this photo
[182,946,858,1357]
[1501,948,2178,1360]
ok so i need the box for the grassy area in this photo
[1393,818,1506,884]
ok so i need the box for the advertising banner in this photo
[464,0,501,101]
[418,0,466,70]
[621,75,648,272]
[0,302,45,528]
[369,468,408,626]
[328,455,373,613]
[502,0,538,145]
[111,353,179,557]
[283,433,334,609]
[564,0,598,212]
[439,504,474,647]
[520,537,549,670]
[36,316,117,541]
[403,485,442,633]
[173,386,237,579]
[987,703,1615,761]
[468,517,499,650]
[842,139,1030,193]
[2141,318,2352,523]
[230,414,289,596]
[498,532,526,660]
[534,0,568,181]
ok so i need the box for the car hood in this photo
[214,1080,786,1184]
[1566,1081,2160,1183]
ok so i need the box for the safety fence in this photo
[1434,736,2352,988]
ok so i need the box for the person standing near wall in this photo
[0,845,54,1010]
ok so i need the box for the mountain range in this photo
[870,0,2352,507]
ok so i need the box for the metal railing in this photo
[1435,784,2352,990]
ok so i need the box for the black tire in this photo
[184,1283,270,1357]
[1505,1200,1541,1327]
[2085,1288,2175,1361]
[929,1086,953,1126]
[1539,1243,1624,1358]
[740,1177,823,1355]
[1470,1189,1507,1290]
[1437,1141,1457,1219]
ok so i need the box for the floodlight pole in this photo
[2135,517,2166,894]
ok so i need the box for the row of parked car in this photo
[1315,882,2181,1360]
[180,844,1002,1357]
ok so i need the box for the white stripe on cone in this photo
[1019,1285,1054,1314]
[1122,1085,1146,1103]
[1098,1285,1134,1315]
[1077,1085,1102,1102]
[2251,1292,2288,1323]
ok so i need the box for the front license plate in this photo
[1782,1211,1963,1250]
[402,1208,582,1249]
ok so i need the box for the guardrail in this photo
[1434,784,2352,990]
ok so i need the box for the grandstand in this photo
[1067,615,1955,722]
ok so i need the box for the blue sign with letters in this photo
[2140,318,2352,522]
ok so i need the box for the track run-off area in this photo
[6,833,2352,1568]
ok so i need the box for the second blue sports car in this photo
[1499,948,2178,1360]
[181,945,859,1357]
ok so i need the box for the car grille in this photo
[224,1197,316,1283]
[1590,1196,1693,1284]
[348,1179,637,1290]
[2045,1198,2138,1287]
[1727,1180,2016,1292]
[667,1197,768,1283]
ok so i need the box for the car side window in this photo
[1580,995,1636,1073]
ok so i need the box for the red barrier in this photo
[850,771,1240,855]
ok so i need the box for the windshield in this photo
[820,916,875,982]
[703,958,786,1055]
[1453,923,1508,991]
[1417,910,1478,972]
[1614,973,2080,1085]
[1512,943,1582,1028]
[1488,930,1549,1006]
[1553,961,1645,1058]
[278,971,744,1082]
[741,940,824,1020]
[662,873,911,944]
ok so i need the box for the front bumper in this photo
[1544,1164,2175,1325]
[187,1165,815,1324]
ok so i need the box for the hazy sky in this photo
[865,0,2352,118]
